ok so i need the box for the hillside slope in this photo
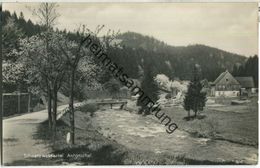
[111,32,247,81]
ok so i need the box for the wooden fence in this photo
[2,93,32,117]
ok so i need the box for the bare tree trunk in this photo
[188,110,190,119]
[47,86,52,129]
[69,68,75,144]
[194,110,197,118]
[46,26,52,130]
[52,89,58,139]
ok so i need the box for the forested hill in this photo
[111,32,247,81]
[116,31,246,61]
[3,10,247,82]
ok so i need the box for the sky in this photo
[3,2,258,57]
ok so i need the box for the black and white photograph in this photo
[1,1,259,166]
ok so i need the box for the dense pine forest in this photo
[3,10,258,93]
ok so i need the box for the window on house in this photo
[227,85,230,90]
[226,78,228,82]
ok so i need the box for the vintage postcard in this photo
[1,1,259,166]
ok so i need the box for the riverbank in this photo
[32,101,257,165]
[92,109,257,165]
[33,110,186,165]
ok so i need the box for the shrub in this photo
[104,79,121,99]
[77,103,99,116]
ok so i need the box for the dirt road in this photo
[3,105,68,165]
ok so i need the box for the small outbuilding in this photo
[235,77,255,96]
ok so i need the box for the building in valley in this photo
[235,77,255,96]
[211,70,256,97]
[211,70,241,97]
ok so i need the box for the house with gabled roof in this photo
[211,70,256,97]
[211,70,241,97]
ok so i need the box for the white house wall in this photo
[215,91,240,97]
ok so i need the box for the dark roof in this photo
[235,77,255,88]
[213,71,228,85]
[213,70,240,85]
